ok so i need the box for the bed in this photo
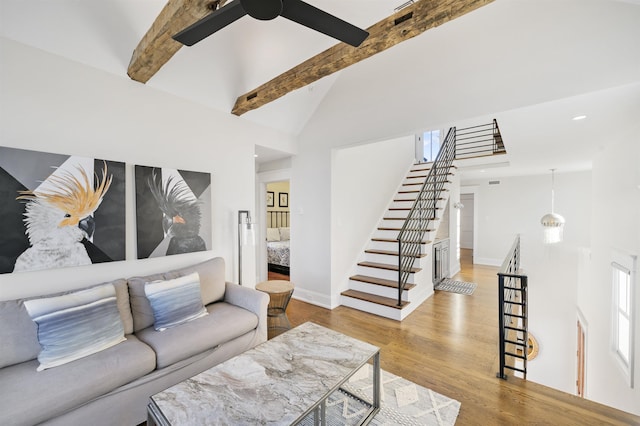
[267,211,290,275]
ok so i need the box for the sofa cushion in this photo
[129,257,226,332]
[0,300,40,369]
[110,278,134,335]
[24,283,127,371]
[128,272,165,332]
[145,272,208,331]
[136,302,258,369]
[0,278,132,370]
[0,334,156,426]
[165,257,226,305]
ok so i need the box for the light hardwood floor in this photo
[284,249,639,425]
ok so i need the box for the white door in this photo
[460,193,474,249]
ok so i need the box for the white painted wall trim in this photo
[256,167,292,283]
[473,257,503,267]
[292,289,332,310]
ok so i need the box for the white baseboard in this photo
[473,257,503,267]
[291,287,332,310]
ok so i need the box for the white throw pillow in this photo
[279,227,290,241]
[24,284,126,371]
[266,228,281,242]
[144,272,208,331]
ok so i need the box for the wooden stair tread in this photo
[398,188,450,194]
[365,249,427,258]
[389,203,443,210]
[407,172,455,179]
[378,227,435,232]
[383,217,438,221]
[371,238,430,244]
[358,261,421,273]
[341,289,410,309]
[350,274,417,290]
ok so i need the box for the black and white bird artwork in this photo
[148,171,206,255]
[13,164,112,272]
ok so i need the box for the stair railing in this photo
[455,120,506,159]
[496,234,529,379]
[397,127,456,306]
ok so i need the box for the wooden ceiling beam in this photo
[231,0,493,116]
[128,0,226,83]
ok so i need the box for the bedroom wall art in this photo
[0,146,126,274]
[135,165,211,259]
[279,192,288,208]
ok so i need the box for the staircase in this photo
[340,161,455,320]
[339,121,505,321]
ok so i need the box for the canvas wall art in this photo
[0,146,126,274]
[135,165,211,259]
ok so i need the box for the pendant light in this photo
[540,169,565,244]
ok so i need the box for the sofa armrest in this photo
[224,282,269,344]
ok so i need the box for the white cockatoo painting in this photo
[13,163,112,272]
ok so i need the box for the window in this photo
[612,253,636,388]
[423,129,441,163]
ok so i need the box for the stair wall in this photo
[330,136,416,307]
[340,161,458,320]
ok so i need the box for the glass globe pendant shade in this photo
[541,169,565,244]
[541,212,565,244]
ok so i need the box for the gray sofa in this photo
[0,257,269,426]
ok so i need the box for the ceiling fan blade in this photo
[173,0,247,46]
[280,0,369,47]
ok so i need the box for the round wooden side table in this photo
[255,280,295,339]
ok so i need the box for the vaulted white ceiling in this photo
[1,0,639,177]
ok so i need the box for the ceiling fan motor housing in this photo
[241,0,283,20]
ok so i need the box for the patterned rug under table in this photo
[300,365,461,426]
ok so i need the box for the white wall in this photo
[579,124,640,415]
[330,136,414,306]
[447,173,462,277]
[0,38,295,300]
[460,193,474,249]
[290,140,332,306]
[464,172,592,395]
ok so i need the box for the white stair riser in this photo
[348,280,410,301]
[368,241,430,255]
[385,210,410,219]
[368,240,400,251]
[374,229,400,240]
[402,184,424,191]
[365,252,400,264]
[394,193,418,201]
[374,229,434,241]
[381,219,406,228]
[355,266,422,283]
[391,200,415,209]
[340,296,403,321]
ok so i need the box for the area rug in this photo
[308,365,461,425]
[434,278,477,296]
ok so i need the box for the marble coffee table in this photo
[147,322,380,425]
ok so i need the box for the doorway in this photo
[256,165,291,283]
[577,316,587,397]
[265,180,290,281]
[460,193,475,251]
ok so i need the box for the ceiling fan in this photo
[173,0,370,47]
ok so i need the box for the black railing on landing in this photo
[456,119,506,160]
[497,234,528,380]
[396,127,456,306]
